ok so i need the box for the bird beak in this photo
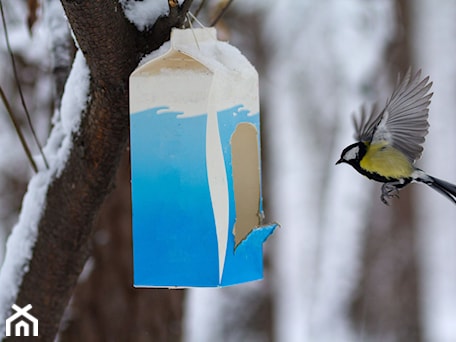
[335,158,343,165]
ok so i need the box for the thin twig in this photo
[210,0,234,26]
[0,0,49,169]
[193,0,207,21]
[0,85,38,173]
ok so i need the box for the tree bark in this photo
[5,1,192,340]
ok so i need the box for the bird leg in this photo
[381,182,401,205]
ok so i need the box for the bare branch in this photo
[0,86,38,172]
[210,0,234,26]
[0,0,49,169]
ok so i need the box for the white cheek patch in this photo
[344,146,359,161]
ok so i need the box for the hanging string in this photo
[187,11,206,29]
[186,0,233,28]
[0,0,49,170]
[186,13,201,50]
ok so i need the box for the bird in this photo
[336,68,456,205]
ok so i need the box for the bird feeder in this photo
[129,27,277,287]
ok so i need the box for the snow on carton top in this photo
[130,27,259,116]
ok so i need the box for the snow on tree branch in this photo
[119,0,178,31]
[0,50,90,336]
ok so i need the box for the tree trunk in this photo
[5,1,192,340]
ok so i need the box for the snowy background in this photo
[0,0,455,341]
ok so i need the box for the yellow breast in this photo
[360,141,414,179]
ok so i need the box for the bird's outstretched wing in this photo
[353,102,382,143]
[353,69,433,162]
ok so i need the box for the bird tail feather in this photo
[425,176,456,204]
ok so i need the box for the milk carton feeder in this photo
[129,28,277,287]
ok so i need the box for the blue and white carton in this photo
[129,28,277,287]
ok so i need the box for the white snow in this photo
[119,0,170,31]
[60,52,90,138]
[138,41,171,67]
[0,49,90,336]
[142,27,255,75]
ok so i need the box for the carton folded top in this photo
[130,28,259,115]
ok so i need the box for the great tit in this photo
[336,69,456,205]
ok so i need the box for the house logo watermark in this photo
[5,304,38,337]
